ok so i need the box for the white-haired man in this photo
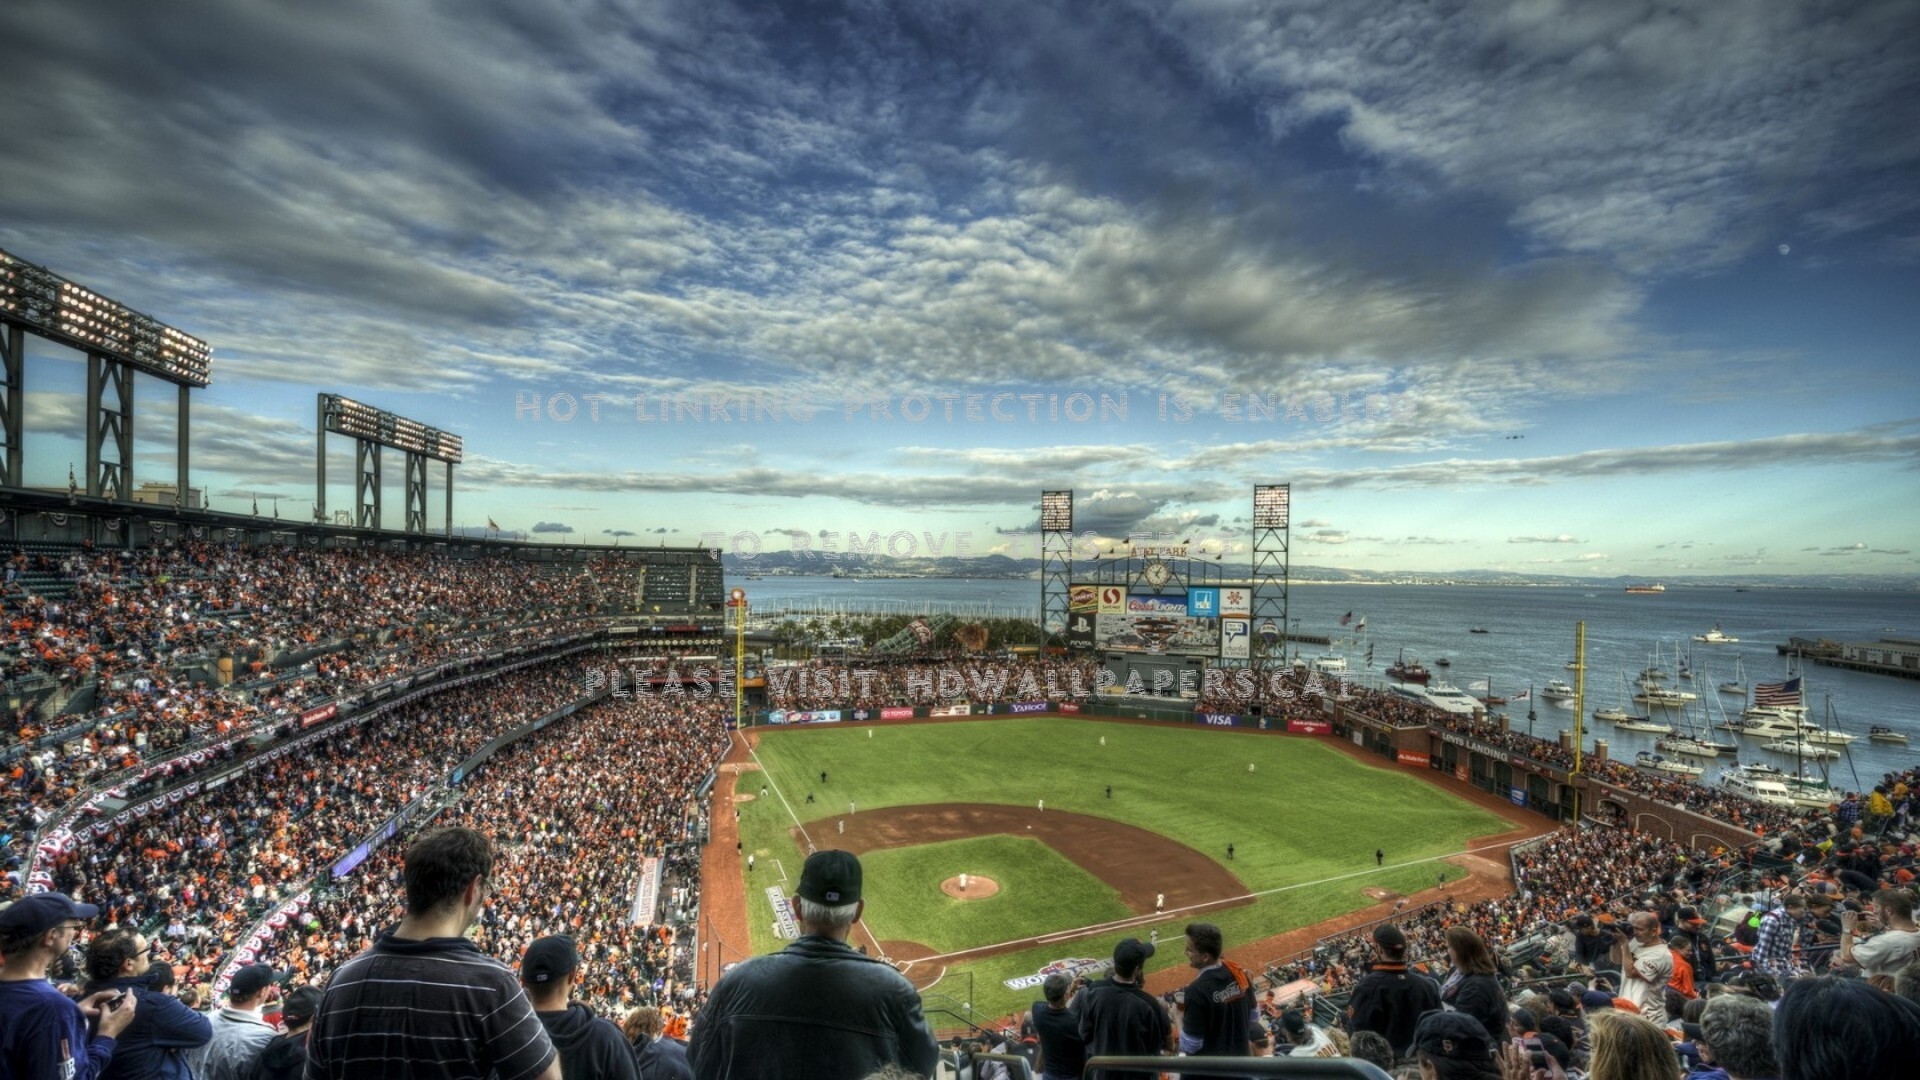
[689,850,938,1080]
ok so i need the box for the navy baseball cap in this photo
[521,936,580,984]
[797,850,862,905]
[0,892,99,936]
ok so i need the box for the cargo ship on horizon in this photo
[1625,583,1667,594]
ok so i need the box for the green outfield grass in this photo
[730,716,1514,1019]
[858,835,1133,953]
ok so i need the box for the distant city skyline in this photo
[3,1,1916,576]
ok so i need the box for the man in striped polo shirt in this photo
[304,827,560,1080]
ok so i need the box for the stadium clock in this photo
[1144,559,1171,587]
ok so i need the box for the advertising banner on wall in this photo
[1219,587,1251,616]
[1396,750,1431,766]
[769,709,842,725]
[1186,588,1219,617]
[1286,719,1331,735]
[1127,595,1188,615]
[1221,617,1250,659]
[1070,584,1097,612]
[1096,586,1126,614]
[929,704,971,717]
[879,707,915,720]
[1096,612,1220,655]
[1058,702,1081,713]
[1066,610,1097,650]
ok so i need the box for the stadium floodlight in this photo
[0,247,212,387]
[320,393,462,464]
[1252,484,1290,529]
[1040,490,1073,532]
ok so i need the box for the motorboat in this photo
[1761,737,1841,761]
[1718,766,1796,807]
[1388,651,1431,684]
[1693,623,1739,644]
[1656,735,1724,758]
[1311,653,1349,675]
[1540,679,1576,701]
[1435,657,1452,667]
[1594,707,1636,723]
[1637,751,1704,777]
[1800,727,1856,747]
[1565,660,1581,670]
[1869,725,1909,744]
[1615,716,1676,734]
[1469,627,1491,634]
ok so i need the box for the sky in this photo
[3,0,1918,578]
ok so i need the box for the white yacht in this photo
[1424,681,1482,715]
[1540,679,1576,701]
[1693,624,1739,644]
[1655,735,1724,758]
[1636,751,1704,777]
[1311,653,1349,675]
[1760,737,1842,761]
[1718,766,1795,807]
[1635,685,1698,706]
[1615,716,1676,734]
[1386,682,1480,718]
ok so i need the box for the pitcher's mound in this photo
[941,875,1000,900]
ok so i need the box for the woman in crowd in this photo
[1584,1011,1680,1080]
[1441,926,1509,1050]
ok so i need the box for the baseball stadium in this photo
[1,253,1910,1073]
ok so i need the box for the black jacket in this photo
[1346,962,1441,1055]
[85,972,212,1080]
[687,935,939,1080]
[538,1003,639,1080]
[249,1030,308,1080]
[1441,972,1509,1047]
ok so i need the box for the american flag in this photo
[1339,611,1353,626]
[1753,677,1803,707]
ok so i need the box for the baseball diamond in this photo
[707,714,1531,1020]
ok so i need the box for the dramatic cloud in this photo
[531,521,574,534]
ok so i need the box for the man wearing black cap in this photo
[1410,1010,1499,1080]
[688,849,938,1080]
[252,986,321,1080]
[0,891,137,1079]
[1346,922,1440,1057]
[521,935,638,1080]
[305,826,560,1080]
[1075,938,1172,1080]
[191,963,280,1080]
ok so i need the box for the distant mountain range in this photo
[719,551,1917,590]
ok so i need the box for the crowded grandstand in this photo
[3,534,1917,1080]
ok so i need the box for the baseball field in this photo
[720,716,1520,1021]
